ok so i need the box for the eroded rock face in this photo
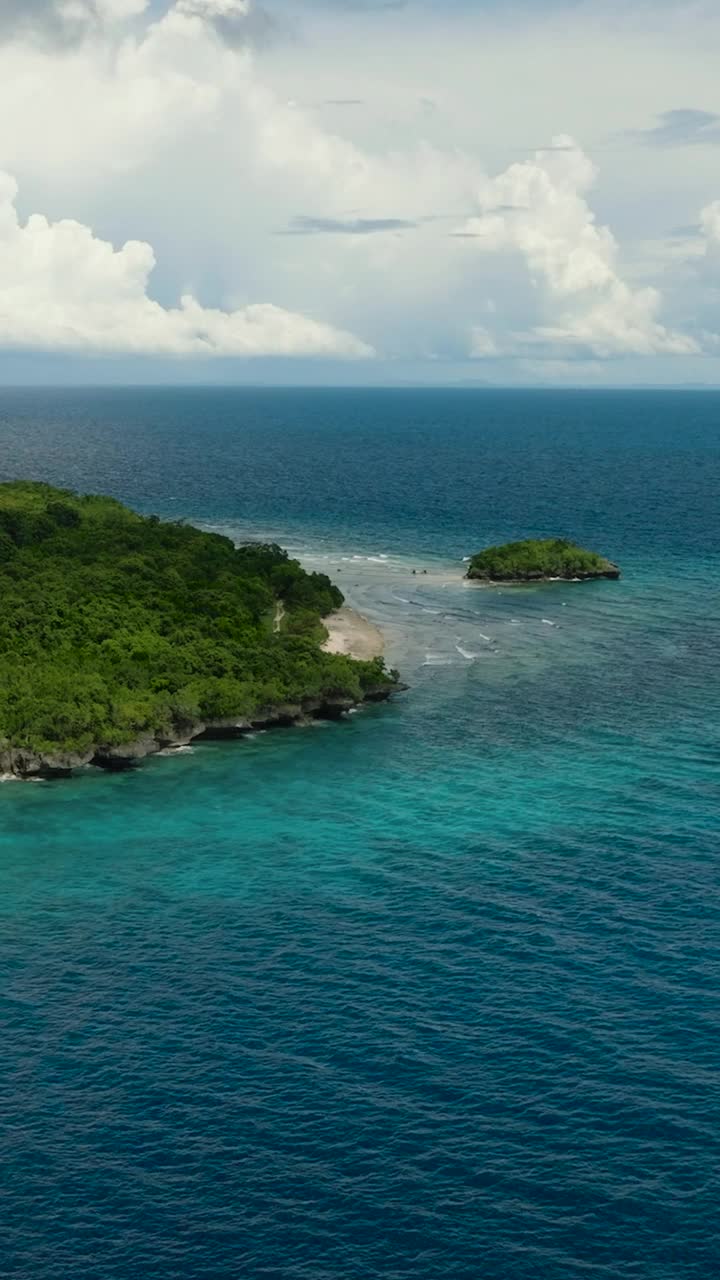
[362,683,407,702]
[586,564,620,580]
[92,735,160,771]
[1,746,95,779]
[185,718,250,741]
[469,563,621,583]
[2,684,405,779]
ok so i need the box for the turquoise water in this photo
[1,389,719,1278]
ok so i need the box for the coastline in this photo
[0,484,405,783]
[322,607,385,660]
[466,573,619,586]
[1,610,395,781]
[0,682,398,781]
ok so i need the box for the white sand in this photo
[322,607,384,660]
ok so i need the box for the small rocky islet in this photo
[466,538,621,584]
[0,482,402,781]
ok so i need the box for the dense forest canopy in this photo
[0,482,393,757]
[467,538,620,582]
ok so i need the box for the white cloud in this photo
[12,18,435,354]
[176,0,250,15]
[701,200,720,247]
[0,0,718,379]
[459,137,697,357]
[0,172,373,357]
[93,0,149,18]
[10,0,150,38]
[469,326,499,358]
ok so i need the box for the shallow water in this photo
[1,388,719,1279]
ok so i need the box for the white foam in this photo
[0,773,47,784]
[542,618,557,627]
[455,643,478,660]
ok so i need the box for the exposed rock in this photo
[92,734,160,771]
[1,745,95,779]
[3,684,406,780]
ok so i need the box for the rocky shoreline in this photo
[1,682,402,781]
[467,566,621,585]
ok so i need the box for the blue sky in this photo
[0,0,719,385]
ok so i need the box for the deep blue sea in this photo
[1,388,719,1279]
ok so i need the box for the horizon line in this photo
[1,382,720,393]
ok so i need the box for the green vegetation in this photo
[466,538,620,582]
[0,482,395,762]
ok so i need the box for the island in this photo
[466,538,620,583]
[0,482,402,780]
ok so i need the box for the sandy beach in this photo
[322,607,385,660]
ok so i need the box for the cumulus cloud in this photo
[700,201,720,246]
[0,0,148,46]
[175,0,276,45]
[458,137,697,357]
[314,1,408,9]
[177,0,250,13]
[0,0,271,56]
[0,172,372,358]
[0,0,716,380]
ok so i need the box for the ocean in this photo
[1,387,718,1279]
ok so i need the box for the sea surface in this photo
[1,388,719,1279]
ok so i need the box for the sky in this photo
[1,0,720,385]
